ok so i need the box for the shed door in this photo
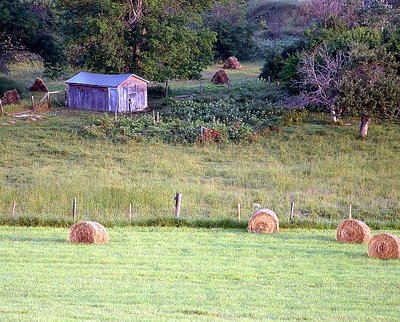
[109,88,118,112]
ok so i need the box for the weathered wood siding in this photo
[118,78,148,112]
[68,85,108,111]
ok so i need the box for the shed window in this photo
[127,85,137,94]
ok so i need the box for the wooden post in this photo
[164,80,169,98]
[12,201,16,217]
[349,204,352,219]
[128,203,132,221]
[31,96,35,110]
[156,111,160,123]
[175,193,183,219]
[268,76,271,83]
[0,99,4,115]
[237,203,241,222]
[152,110,156,124]
[72,198,77,220]
[289,201,295,222]
[114,106,118,122]
[47,93,51,109]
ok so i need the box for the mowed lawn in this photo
[0,226,399,321]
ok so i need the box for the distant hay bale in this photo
[223,56,242,70]
[368,233,400,260]
[336,219,372,243]
[68,221,109,244]
[28,77,49,92]
[211,70,230,85]
[248,208,279,234]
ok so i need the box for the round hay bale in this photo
[368,233,400,260]
[68,221,109,244]
[336,219,372,243]
[248,208,279,234]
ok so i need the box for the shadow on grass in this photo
[0,235,66,243]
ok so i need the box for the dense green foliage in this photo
[58,0,216,80]
[0,0,65,77]
[83,98,283,143]
[204,1,256,60]
[260,0,400,121]
[1,226,399,320]
[0,77,25,96]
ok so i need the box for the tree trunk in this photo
[359,116,370,138]
[330,107,339,123]
[164,80,169,98]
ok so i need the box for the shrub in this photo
[0,77,25,97]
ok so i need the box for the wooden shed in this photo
[65,72,149,112]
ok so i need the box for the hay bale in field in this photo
[1,89,20,105]
[248,208,279,234]
[223,56,242,70]
[68,221,109,244]
[211,70,230,85]
[336,219,372,243]
[368,233,400,260]
[28,77,49,92]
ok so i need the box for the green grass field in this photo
[0,109,400,225]
[0,226,398,321]
[1,60,399,227]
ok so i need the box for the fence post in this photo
[47,93,51,109]
[289,201,295,223]
[348,204,352,219]
[175,193,183,220]
[31,96,35,110]
[0,99,4,115]
[237,203,241,222]
[72,198,77,220]
[128,203,132,221]
[12,201,16,217]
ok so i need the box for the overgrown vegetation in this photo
[83,98,284,144]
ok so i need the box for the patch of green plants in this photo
[83,98,285,144]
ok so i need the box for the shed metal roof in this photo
[65,72,149,87]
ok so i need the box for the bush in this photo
[259,51,285,81]
[148,85,173,99]
[338,46,400,120]
[0,77,25,97]
[204,2,256,60]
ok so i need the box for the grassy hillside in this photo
[0,108,399,226]
[0,226,399,321]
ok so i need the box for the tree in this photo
[0,0,65,77]
[59,0,129,74]
[204,1,255,60]
[59,0,216,80]
[297,45,349,123]
[337,45,400,134]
